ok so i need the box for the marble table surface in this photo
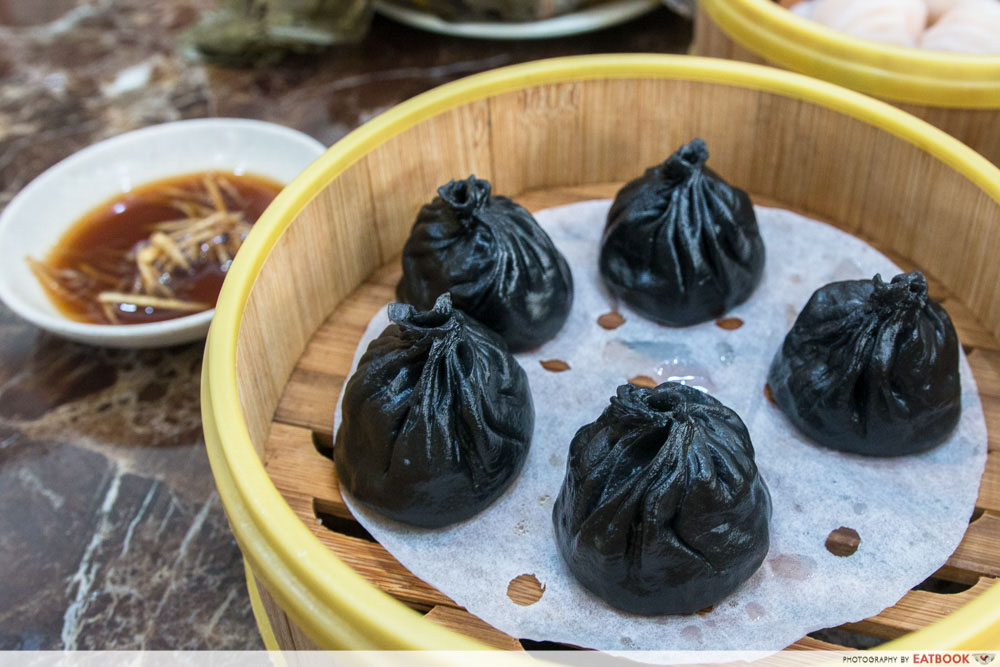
[0,0,692,650]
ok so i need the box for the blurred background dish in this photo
[373,0,660,38]
[693,0,1000,164]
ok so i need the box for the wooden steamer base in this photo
[203,59,1000,650]
[251,183,1000,652]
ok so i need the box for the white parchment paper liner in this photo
[334,201,988,655]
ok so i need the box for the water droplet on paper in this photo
[746,602,765,621]
[603,340,715,391]
[620,341,716,392]
[786,304,799,327]
[717,342,736,366]
[768,554,816,580]
[653,364,715,393]
[621,339,688,360]
[681,625,702,642]
[605,340,715,392]
[831,258,864,281]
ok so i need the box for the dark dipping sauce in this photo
[31,171,281,325]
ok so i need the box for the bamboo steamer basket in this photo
[201,55,1000,651]
[691,0,1000,166]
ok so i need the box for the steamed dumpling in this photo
[552,382,771,614]
[812,0,928,45]
[599,139,765,327]
[767,271,960,456]
[335,294,534,527]
[920,0,1000,53]
[925,0,962,22]
[397,176,573,352]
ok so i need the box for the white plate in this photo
[0,118,326,348]
[374,0,661,39]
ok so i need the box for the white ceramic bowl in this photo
[0,118,326,348]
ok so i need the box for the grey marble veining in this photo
[0,0,691,649]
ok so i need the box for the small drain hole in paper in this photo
[598,312,626,330]
[540,359,570,372]
[507,573,545,606]
[825,527,861,557]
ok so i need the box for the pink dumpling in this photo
[812,0,928,45]
[920,0,1000,53]
[925,0,963,22]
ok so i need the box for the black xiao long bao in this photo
[600,138,765,327]
[334,294,534,528]
[553,382,772,615]
[768,270,961,457]
[397,176,573,352]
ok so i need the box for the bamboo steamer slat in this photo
[201,55,1000,651]
[692,0,1000,166]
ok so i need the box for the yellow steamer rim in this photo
[698,0,1000,109]
[202,55,1000,651]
